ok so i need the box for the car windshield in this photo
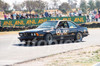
[37,21,58,28]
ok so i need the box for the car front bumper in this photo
[18,36,43,42]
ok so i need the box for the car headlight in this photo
[19,33,23,36]
[33,33,39,36]
[31,33,34,36]
[34,33,36,36]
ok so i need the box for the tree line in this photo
[0,0,77,14]
[80,0,100,13]
[0,0,100,14]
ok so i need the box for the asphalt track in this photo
[0,29,100,66]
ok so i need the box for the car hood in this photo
[19,28,51,33]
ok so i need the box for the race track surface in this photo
[0,29,100,66]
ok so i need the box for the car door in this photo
[55,21,69,40]
[67,21,78,39]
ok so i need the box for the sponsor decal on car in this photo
[56,29,68,35]
[56,29,61,35]
[63,30,68,35]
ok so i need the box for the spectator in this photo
[87,14,90,22]
[13,13,16,19]
[69,11,73,17]
[93,9,97,15]
[78,9,82,16]
[95,14,99,22]
[29,13,32,18]
[16,14,20,19]
[89,11,92,22]
[35,13,39,18]
[69,12,72,17]
[98,9,100,18]
[23,13,26,19]
[52,12,56,17]
[19,13,21,19]
[4,13,7,20]
[11,13,13,19]
[45,11,49,17]
[91,14,95,22]
[73,11,78,16]
[26,13,29,18]
[56,10,59,17]
[48,12,52,17]
[41,13,45,18]
[32,13,35,18]
[20,14,24,19]
[8,13,11,20]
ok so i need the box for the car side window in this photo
[67,21,77,28]
[64,22,68,28]
[57,21,68,28]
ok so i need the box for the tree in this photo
[68,0,77,4]
[0,0,3,10]
[35,0,45,10]
[59,2,71,13]
[70,3,77,8]
[23,0,45,13]
[80,0,87,13]
[88,0,95,10]
[13,3,22,11]
[24,0,35,12]
[0,0,10,11]
[2,3,10,12]
[96,0,100,9]
[44,1,49,10]
[68,0,77,8]
[52,0,60,9]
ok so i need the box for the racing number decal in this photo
[63,30,68,35]
[56,29,68,35]
[56,29,61,35]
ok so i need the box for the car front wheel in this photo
[44,34,53,45]
[75,32,83,42]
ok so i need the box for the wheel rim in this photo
[77,33,82,42]
[46,35,53,44]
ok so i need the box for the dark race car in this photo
[18,20,89,45]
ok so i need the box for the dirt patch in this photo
[13,45,100,66]
[0,31,19,35]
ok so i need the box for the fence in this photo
[0,16,86,27]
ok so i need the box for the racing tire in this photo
[51,40,58,45]
[25,41,28,46]
[25,40,33,46]
[36,40,47,46]
[64,40,72,44]
[75,32,83,42]
[44,34,53,45]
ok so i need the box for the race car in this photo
[18,20,89,45]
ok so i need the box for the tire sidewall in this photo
[36,40,47,46]
[75,32,83,42]
[44,34,53,44]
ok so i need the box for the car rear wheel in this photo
[44,34,53,45]
[75,32,83,42]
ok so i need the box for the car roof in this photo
[48,20,78,26]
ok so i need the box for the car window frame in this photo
[56,21,69,29]
[37,21,58,28]
[67,21,78,28]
